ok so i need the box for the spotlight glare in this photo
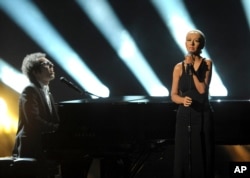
[0,97,17,133]
[76,0,169,96]
[0,0,109,98]
[0,59,30,93]
[151,0,228,96]
[241,0,250,28]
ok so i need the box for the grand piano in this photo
[42,96,250,177]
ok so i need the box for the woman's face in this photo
[185,32,203,54]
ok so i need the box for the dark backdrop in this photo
[0,0,249,102]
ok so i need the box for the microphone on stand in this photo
[60,76,102,98]
[186,64,193,75]
[187,51,194,57]
[60,77,82,94]
[186,51,195,178]
[186,52,194,75]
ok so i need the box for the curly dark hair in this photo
[21,52,46,81]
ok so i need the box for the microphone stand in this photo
[187,64,192,178]
[188,107,192,178]
[60,76,103,99]
[80,90,102,99]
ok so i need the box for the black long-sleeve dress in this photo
[173,59,214,178]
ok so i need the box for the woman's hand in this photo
[183,96,192,107]
[184,54,194,65]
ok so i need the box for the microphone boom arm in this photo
[60,77,102,98]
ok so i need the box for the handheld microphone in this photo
[60,77,82,94]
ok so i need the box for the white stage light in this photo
[0,0,109,98]
[151,0,228,96]
[76,0,169,96]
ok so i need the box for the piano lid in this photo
[58,95,172,104]
[58,95,250,105]
[45,96,250,154]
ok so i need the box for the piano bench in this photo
[0,157,38,178]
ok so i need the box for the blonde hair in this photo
[188,29,206,49]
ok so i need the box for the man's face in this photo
[35,57,55,84]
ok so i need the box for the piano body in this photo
[43,96,177,160]
[42,96,250,177]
